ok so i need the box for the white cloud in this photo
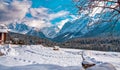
[57,19,69,29]
[0,0,31,24]
[30,7,49,21]
[30,7,69,21]
[49,11,69,20]
[23,18,52,29]
[0,0,70,30]
[56,15,79,30]
[27,7,69,29]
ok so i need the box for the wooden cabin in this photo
[0,25,8,44]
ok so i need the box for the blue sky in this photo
[0,0,78,29]
[31,0,75,12]
[30,0,77,24]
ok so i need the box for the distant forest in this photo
[5,32,120,52]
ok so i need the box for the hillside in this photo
[5,32,120,52]
[5,32,57,47]
[58,37,120,52]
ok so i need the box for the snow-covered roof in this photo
[0,24,8,33]
[0,29,8,33]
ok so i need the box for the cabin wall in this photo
[0,33,2,40]
[4,33,6,42]
[0,32,7,44]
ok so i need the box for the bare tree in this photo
[73,0,120,13]
[73,0,120,36]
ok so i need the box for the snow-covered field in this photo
[0,44,120,70]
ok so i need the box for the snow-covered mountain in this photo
[54,21,120,42]
[53,12,120,42]
[8,23,30,34]
[53,15,94,42]
[6,17,120,42]
[6,11,120,42]
[41,26,60,38]
[7,23,60,39]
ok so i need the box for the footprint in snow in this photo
[32,61,36,64]
[14,58,17,60]
[23,59,26,62]
[28,60,31,63]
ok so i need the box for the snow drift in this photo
[0,45,119,70]
[0,45,19,56]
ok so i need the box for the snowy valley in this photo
[0,45,120,70]
[0,0,120,70]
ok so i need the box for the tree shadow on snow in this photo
[0,64,82,70]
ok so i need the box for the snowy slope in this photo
[57,15,92,36]
[0,45,120,70]
[41,26,60,38]
[7,23,30,34]
[7,23,60,38]
[54,13,120,42]
[53,16,92,42]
